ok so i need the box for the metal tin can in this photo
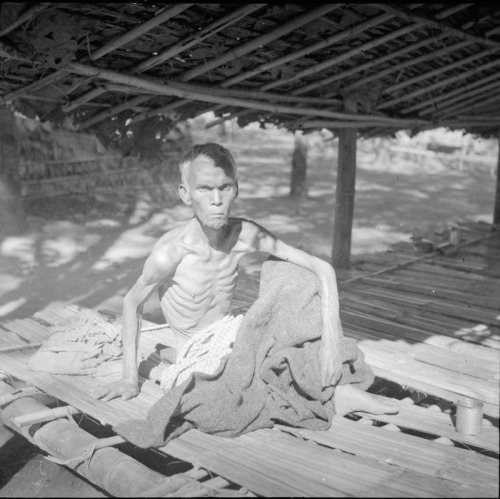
[455,397,483,435]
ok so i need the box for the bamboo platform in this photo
[0,221,498,497]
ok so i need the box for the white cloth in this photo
[150,314,243,393]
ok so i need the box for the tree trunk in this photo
[494,130,500,226]
[290,131,308,200]
[0,105,26,236]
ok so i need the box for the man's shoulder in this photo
[149,224,191,262]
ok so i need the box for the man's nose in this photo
[211,189,222,205]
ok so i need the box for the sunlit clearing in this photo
[91,225,158,271]
[0,297,27,318]
[85,219,122,228]
[352,226,408,255]
[0,274,23,296]
[1,235,36,266]
[41,233,101,267]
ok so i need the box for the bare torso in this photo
[157,218,251,345]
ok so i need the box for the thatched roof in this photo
[1,3,499,139]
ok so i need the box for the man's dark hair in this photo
[179,143,237,183]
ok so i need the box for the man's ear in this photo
[179,184,191,205]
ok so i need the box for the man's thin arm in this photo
[245,222,342,386]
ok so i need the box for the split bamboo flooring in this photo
[0,221,498,497]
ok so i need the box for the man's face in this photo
[180,155,238,229]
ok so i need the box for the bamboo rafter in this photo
[129,7,394,125]
[0,3,50,37]
[321,34,450,93]
[69,3,328,127]
[77,95,153,130]
[89,4,193,61]
[345,39,470,93]
[104,82,342,107]
[176,4,342,83]
[420,79,500,118]
[383,45,500,95]
[375,3,500,50]
[377,57,500,111]
[260,12,396,92]
[132,4,266,74]
[297,119,428,129]
[61,3,198,113]
[403,71,500,116]
[68,62,428,127]
[300,3,472,96]
[440,92,500,119]
[220,9,394,88]
[0,68,70,103]
[288,21,428,96]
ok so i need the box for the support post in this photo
[332,98,358,268]
[494,131,500,226]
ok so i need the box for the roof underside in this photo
[1,2,500,139]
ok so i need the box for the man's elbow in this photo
[122,291,141,313]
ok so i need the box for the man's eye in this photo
[221,185,232,191]
[198,187,209,192]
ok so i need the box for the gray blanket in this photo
[115,258,374,448]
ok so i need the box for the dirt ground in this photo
[0,124,497,496]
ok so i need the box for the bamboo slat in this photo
[351,400,499,453]
[162,425,487,498]
[277,416,498,492]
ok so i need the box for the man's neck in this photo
[193,217,229,250]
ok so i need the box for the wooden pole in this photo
[494,131,500,226]
[332,98,358,268]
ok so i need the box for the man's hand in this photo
[91,380,139,402]
[319,333,341,388]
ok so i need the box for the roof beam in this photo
[67,4,276,125]
[295,118,428,129]
[89,4,193,61]
[439,87,500,118]
[374,3,500,49]
[288,20,425,95]
[128,4,346,123]
[132,4,266,73]
[320,34,449,93]
[176,4,342,82]
[0,3,49,37]
[345,39,469,93]
[260,12,395,92]
[417,76,500,117]
[322,4,482,95]
[383,45,500,95]
[220,8,389,88]
[142,9,394,122]
[68,62,423,127]
[104,82,342,107]
[0,68,70,103]
[376,57,500,111]
[314,4,469,95]
[62,3,198,113]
